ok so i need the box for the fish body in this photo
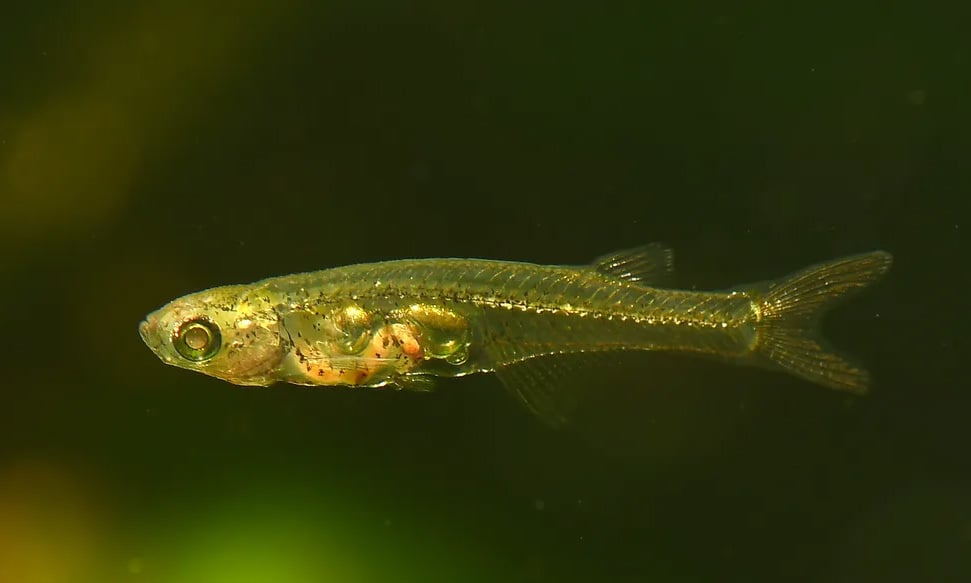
[139,245,892,424]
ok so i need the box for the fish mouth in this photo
[138,319,157,347]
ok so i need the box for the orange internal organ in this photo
[300,322,423,386]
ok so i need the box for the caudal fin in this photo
[753,251,893,393]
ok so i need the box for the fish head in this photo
[139,285,285,386]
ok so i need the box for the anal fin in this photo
[494,354,598,427]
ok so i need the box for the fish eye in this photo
[173,318,222,362]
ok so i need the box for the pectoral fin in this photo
[395,374,437,392]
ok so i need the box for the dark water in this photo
[1,3,968,582]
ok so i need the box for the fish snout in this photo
[138,318,157,346]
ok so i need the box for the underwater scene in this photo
[1,2,968,582]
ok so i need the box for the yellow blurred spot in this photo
[0,1,282,248]
[128,556,144,574]
[1,96,136,240]
[0,460,107,583]
[907,89,927,106]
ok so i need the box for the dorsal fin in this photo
[592,243,675,287]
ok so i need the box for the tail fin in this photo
[752,251,893,393]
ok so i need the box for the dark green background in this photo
[1,2,968,581]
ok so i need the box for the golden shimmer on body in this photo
[139,244,892,425]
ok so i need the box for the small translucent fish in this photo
[139,245,892,425]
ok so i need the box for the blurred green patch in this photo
[0,1,288,249]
